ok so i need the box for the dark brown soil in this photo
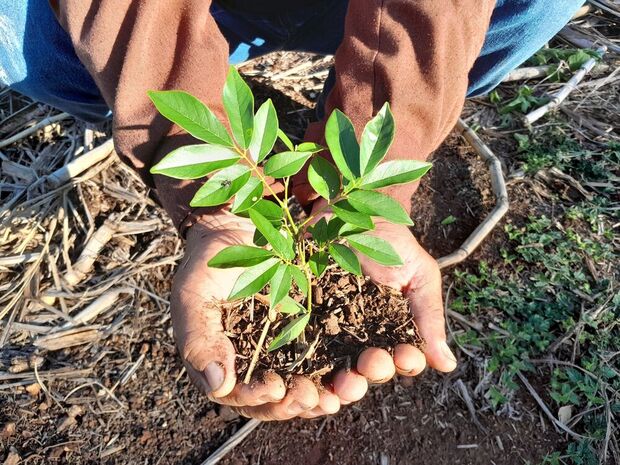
[227,270,424,381]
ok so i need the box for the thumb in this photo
[171,288,237,398]
[406,253,457,373]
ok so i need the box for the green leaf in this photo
[308,251,329,278]
[263,151,313,178]
[325,109,360,180]
[269,264,292,309]
[222,66,254,149]
[228,257,280,300]
[277,129,294,151]
[331,200,374,230]
[308,217,329,245]
[347,190,413,225]
[326,217,370,240]
[359,160,432,189]
[147,90,232,146]
[346,233,403,266]
[289,266,309,296]
[253,229,267,247]
[275,295,305,315]
[253,199,284,222]
[249,99,278,162]
[248,209,295,260]
[359,102,395,175]
[150,144,239,179]
[329,243,361,275]
[190,165,251,207]
[441,215,457,226]
[208,245,274,268]
[296,142,324,153]
[307,157,340,200]
[231,177,263,213]
[268,313,311,352]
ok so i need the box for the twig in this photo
[243,318,271,384]
[60,287,134,329]
[502,63,608,82]
[47,138,115,187]
[588,0,620,19]
[516,371,590,441]
[455,379,487,433]
[0,112,71,149]
[200,419,262,465]
[524,47,607,125]
[437,119,509,269]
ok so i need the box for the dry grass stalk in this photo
[524,47,608,125]
[200,419,261,465]
[34,325,102,351]
[0,112,70,150]
[437,119,509,269]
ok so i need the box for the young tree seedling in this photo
[149,67,431,381]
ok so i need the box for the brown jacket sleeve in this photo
[293,0,496,212]
[55,0,230,231]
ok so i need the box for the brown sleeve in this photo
[293,0,496,213]
[55,0,230,231]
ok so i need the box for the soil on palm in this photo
[224,269,424,381]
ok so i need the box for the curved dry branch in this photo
[437,119,509,269]
[524,46,607,125]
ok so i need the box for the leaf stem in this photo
[234,146,299,235]
[297,194,344,232]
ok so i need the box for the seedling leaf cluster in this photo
[149,67,431,352]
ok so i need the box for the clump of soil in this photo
[223,269,425,381]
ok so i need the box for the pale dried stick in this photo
[0,112,71,149]
[502,63,608,82]
[524,47,607,125]
[200,419,262,465]
[60,287,134,329]
[437,119,509,269]
[517,371,591,441]
[62,216,160,286]
[47,138,114,187]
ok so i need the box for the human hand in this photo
[302,205,456,417]
[171,212,341,420]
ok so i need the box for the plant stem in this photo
[234,147,284,204]
[244,317,271,384]
[234,147,299,235]
[297,195,344,232]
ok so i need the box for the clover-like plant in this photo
[149,66,431,362]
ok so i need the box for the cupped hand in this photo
[302,206,457,418]
[171,212,340,420]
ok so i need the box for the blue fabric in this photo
[0,0,585,123]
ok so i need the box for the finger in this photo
[393,344,426,376]
[357,347,396,383]
[318,389,341,414]
[212,371,286,407]
[172,290,238,398]
[406,253,457,373]
[235,376,320,421]
[332,370,368,403]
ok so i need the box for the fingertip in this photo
[333,370,368,403]
[208,361,237,398]
[357,348,396,383]
[424,341,457,373]
[318,390,341,414]
[394,344,426,376]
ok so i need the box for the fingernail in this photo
[259,394,281,403]
[441,342,457,363]
[287,401,310,415]
[204,362,225,392]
